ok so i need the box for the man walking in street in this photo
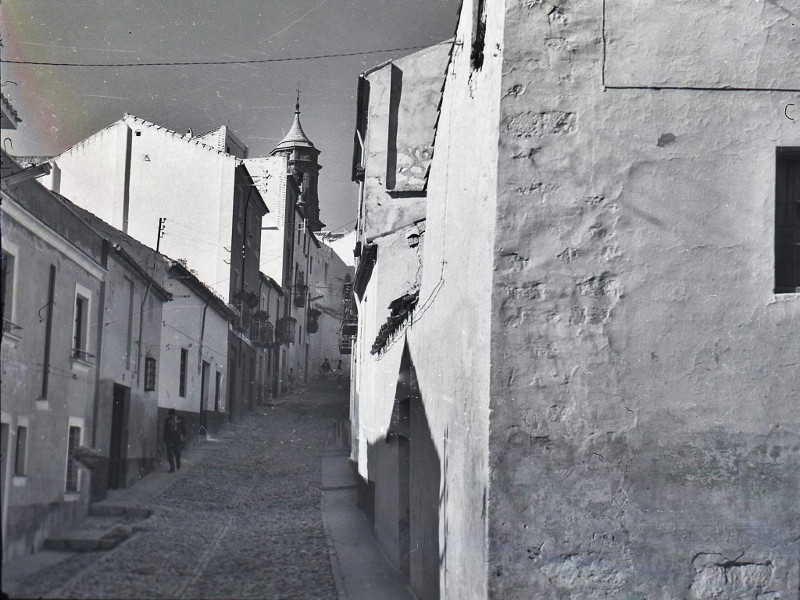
[320,358,332,379]
[163,409,187,473]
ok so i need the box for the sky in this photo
[0,0,460,232]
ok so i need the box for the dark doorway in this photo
[227,347,238,422]
[108,384,129,490]
[200,360,210,433]
[273,348,281,395]
[398,414,411,576]
[387,343,440,600]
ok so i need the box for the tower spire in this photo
[295,82,301,114]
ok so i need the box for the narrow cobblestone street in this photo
[5,383,349,600]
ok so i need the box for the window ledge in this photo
[2,325,22,347]
[12,476,26,487]
[71,350,96,374]
[63,492,80,502]
[71,360,93,375]
[36,399,50,411]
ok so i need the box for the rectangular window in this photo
[214,371,221,411]
[73,295,87,352]
[179,348,188,397]
[65,426,81,492]
[144,357,157,391]
[776,148,800,293]
[2,248,16,324]
[14,425,27,476]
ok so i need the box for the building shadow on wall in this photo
[363,341,441,600]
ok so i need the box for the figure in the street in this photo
[336,359,346,383]
[288,368,296,392]
[163,409,187,473]
[320,358,332,379]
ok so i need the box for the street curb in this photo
[321,421,349,600]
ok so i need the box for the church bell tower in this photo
[271,89,325,232]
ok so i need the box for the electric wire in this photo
[0,42,452,68]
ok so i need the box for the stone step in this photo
[88,504,152,518]
[43,514,150,552]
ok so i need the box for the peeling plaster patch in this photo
[690,554,776,599]
[507,111,576,137]
[547,6,568,27]
[499,252,530,273]
[506,83,526,97]
[505,282,544,301]
[577,274,618,298]
[512,147,541,160]
[545,37,568,50]
[540,556,631,594]
[515,182,559,196]
[557,246,580,262]
[657,133,677,147]
[394,144,434,190]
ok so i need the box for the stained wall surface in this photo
[488,0,800,597]
[48,116,237,301]
[399,3,506,598]
[1,193,104,561]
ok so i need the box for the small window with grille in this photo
[144,357,157,391]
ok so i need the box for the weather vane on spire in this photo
[295,82,301,113]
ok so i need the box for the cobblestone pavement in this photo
[8,382,349,600]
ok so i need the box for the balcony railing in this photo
[276,317,297,345]
[294,283,308,308]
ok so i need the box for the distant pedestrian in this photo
[288,368,296,392]
[163,409,187,473]
[336,359,342,372]
[320,358,332,379]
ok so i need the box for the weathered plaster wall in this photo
[45,120,129,230]
[489,0,800,597]
[50,116,237,301]
[1,201,102,561]
[94,254,164,488]
[356,230,424,481]
[246,156,289,285]
[399,2,506,597]
[605,0,800,89]
[361,43,448,240]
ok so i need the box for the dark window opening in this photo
[776,148,800,293]
[471,0,487,70]
[179,348,188,397]
[14,425,27,476]
[74,295,87,352]
[66,426,81,492]
[2,250,15,322]
[215,371,221,411]
[144,357,157,391]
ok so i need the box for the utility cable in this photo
[1,41,452,68]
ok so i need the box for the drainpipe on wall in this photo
[235,184,253,420]
[198,298,211,432]
[91,241,109,448]
[135,282,153,387]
